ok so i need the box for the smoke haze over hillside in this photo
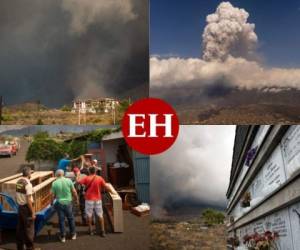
[151,125,235,218]
[0,0,148,107]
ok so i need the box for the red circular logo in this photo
[122,98,179,155]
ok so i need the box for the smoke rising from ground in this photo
[62,0,136,34]
[0,0,148,107]
[151,125,235,218]
[202,2,257,61]
[150,1,300,96]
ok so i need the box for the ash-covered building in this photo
[227,125,300,249]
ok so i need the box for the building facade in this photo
[72,98,119,114]
[227,125,300,250]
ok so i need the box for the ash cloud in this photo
[151,125,235,218]
[150,2,300,98]
[0,0,148,107]
[202,2,257,62]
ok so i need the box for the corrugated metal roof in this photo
[102,131,123,141]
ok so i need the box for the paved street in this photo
[0,139,30,177]
[0,138,149,250]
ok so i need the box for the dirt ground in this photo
[0,139,150,250]
[2,110,123,125]
[151,220,227,250]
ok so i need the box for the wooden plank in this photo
[33,177,56,212]
[0,173,22,191]
[32,177,56,192]
[4,171,53,185]
[1,172,54,212]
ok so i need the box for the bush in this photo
[26,128,117,162]
[33,131,49,140]
[1,114,13,121]
[26,136,87,162]
[202,208,225,226]
[36,118,44,125]
[64,140,87,159]
[26,138,64,162]
[87,129,113,141]
[118,99,132,113]
[60,105,72,112]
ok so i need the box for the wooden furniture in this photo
[0,173,24,192]
[104,183,124,233]
[108,165,131,188]
[0,171,54,212]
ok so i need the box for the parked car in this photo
[0,144,14,157]
[8,141,17,155]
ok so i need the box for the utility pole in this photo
[0,96,2,125]
[78,108,81,125]
[112,101,116,125]
[78,102,81,125]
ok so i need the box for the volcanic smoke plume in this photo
[151,125,235,218]
[0,0,148,107]
[150,2,300,96]
[202,2,257,62]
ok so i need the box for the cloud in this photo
[150,1,300,95]
[150,56,300,91]
[203,2,257,61]
[151,125,235,218]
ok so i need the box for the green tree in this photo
[87,129,112,142]
[118,99,132,113]
[64,140,87,158]
[26,138,64,162]
[60,105,72,112]
[202,208,225,226]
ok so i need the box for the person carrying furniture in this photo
[76,166,116,237]
[57,153,81,172]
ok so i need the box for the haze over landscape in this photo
[0,0,148,107]
[151,125,235,219]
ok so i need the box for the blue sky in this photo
[150,0,300,67]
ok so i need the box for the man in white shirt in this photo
[16,167,35,250]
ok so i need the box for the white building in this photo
[71,98,119,114]
[227,125,300,250]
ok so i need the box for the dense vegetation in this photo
[26,136,64,162]
[26,128,118,162]
[202,208,225,226]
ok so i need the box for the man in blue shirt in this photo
[57,153,81,172]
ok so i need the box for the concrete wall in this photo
[227,125,271,206]
[227,125,300,250]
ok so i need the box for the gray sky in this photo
[0,0,148,107]
[151,125,235,217]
